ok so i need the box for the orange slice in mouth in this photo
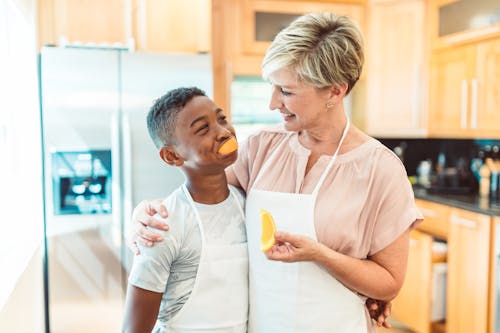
[218,137,238,155]
[260,209,276,252]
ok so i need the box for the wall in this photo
[0,0,45,330]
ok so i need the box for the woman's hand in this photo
[128,198,169,255]
[264,231,321,262]
[366,298,392,328]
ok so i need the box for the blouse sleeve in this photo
[369,151,424,255]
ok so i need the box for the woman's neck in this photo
[299,109,348,153]
[185,171,230,204]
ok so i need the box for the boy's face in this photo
[162,95,237,172]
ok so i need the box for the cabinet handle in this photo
[470,79,478,129]
[419,207,437,218]
[460,79,468,129]
[450,216,477,229]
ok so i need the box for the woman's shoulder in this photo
[243,123,292,152]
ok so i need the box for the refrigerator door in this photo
[120,52,213,270]
[40,47,125,332]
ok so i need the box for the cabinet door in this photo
[133,0,211,53]
[474,39,500,137]
[428,45,475,137]
[447,208,490,333]
[392,229,433,333]
[489,217,500,333]
[365,0,426,137]
[38,0,128,46]
[415,199,450,240]
[241,0,364,55]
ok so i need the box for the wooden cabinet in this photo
[428,45,474,137]
[38,0,128,48]
[489,217,500,333]
[428,0,500,51]
[415,199,450,239]
[38,0,211,53]
[363,0,427,137]
[392,229,433,333]
[241,0,365,56]
[428,38,500,138]
[132,0,211,53]
[447,208,491,333]
[394,199,493,332]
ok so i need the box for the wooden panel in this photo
[415,199,450,240]
[428,45,475,137]
[364,0,427,137]
[489,217,499,333]
[136,0,211,53]
[242,0,365,55]
[38,0,127,46]
[447,208,490,333]
[474,39,500,138]
[392,229,433,333]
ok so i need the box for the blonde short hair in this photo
[262,13,364,94]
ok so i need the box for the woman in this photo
[130,13,422,332]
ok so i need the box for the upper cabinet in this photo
[241,0,365,56]
[428,38,500,138]
[38,0,211,53]
[362,0,427,137]
[132,0,211,53]
[429,0,500,50]
[38,0,128,47]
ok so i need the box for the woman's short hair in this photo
[262,12,364,94]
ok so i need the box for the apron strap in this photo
[181,184,245,225]
[311,118,350,198]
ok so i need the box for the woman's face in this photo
[268,67,331,132]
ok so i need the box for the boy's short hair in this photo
[147,87,206,148]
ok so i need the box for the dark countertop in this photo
[413,186,500,217]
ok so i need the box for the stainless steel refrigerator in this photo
[39,46,212,332]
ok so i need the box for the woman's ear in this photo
[327,82,348,101]
[159,146,184,167]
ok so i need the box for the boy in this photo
[122,87,248,333]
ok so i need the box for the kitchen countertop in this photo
[413,186,500,217]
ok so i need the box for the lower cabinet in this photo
[392,200,492,333]
[447,208,490,333]
[392,229,433,333]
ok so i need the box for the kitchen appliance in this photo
[40,46,212,331]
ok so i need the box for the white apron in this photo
[164,185,249,333]
[246,119,368,333]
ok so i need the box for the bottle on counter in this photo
[479,160,491,198]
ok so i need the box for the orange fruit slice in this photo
[260,209,276,252]
[218,137,238,155]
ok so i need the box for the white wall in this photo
[0,0,45,330]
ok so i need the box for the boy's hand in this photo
[128,198,169,255]
[366,298,392,328]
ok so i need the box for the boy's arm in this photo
[122,284,163,333]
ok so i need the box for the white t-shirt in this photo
[128,185,246,327]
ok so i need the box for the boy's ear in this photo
[159,146,184,167]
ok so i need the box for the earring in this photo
[326,101,334,109]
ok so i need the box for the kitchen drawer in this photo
[415,199,451,239]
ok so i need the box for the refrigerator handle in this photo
[121,112,133,236]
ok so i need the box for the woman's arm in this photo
[122,284,163,333]
[266,228,410,301]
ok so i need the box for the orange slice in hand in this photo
[260,209,276,252]
[218,137,238,155]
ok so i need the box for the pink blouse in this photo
[228,125,423,258]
